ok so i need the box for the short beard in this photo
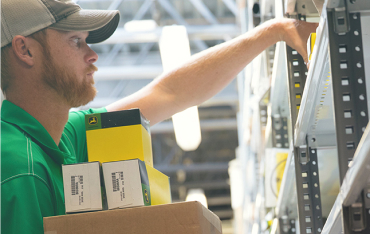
[41,46,98,107]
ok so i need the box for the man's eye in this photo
[73,38,81,46]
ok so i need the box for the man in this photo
[1,0,317,233]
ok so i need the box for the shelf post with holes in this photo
[285,14,324,234]
[271,116,289,149]
[285,44,307,127]
[327,0,370,232]
[279,217,297,234]
[294,145,323,234]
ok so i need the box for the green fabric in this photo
[1,100,106,234]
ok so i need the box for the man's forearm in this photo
[106,18,317,125]
[152,19,283,107]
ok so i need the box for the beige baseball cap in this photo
[1,0,120,47]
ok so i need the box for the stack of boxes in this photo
[62,109,171,213]
[49,109,222,233]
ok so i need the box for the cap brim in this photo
[49,9,120,44]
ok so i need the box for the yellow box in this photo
[85,109,153,166]
[146,165,172,205]
[307,32,316,62]
[102,159,171,209]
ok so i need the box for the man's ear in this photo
[11,35,35,67]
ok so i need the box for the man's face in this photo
[40,29,98,107]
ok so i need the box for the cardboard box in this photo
[62,162,102,213]
[85,109,153,166]
[102,159,171,209]
[44,201,222,234]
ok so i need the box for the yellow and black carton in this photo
[85,109,153,166]
[102,159,171,210]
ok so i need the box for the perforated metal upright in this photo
[279,218,297,234]
[271,116,289,149]
[327,0,370,233]
[285,13,324,234]
[285,34,307,126]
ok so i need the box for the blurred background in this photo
[72,1,255,233]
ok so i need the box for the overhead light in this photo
[159,25,202,151]
[172,107,201,151]
[124,20,157,32]
[185,188,208,208]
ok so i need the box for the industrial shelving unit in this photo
[233,0,370,233]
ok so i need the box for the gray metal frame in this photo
[284,15,325,232]
[294,145,323,234]
[273,1,370,234]
[342,190,370,233]
[327,10,368,184]
[327,1,370,231]
[272,116,289,148]
[285,38,308,128]
[279,218,297,234]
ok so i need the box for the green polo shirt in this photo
[1,100,106,234]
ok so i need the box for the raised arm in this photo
[106,18,318,125]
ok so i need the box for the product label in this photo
[141,184,151,206]
[85,113,102,130]
[70,175,84,206]
[112,171,126,201]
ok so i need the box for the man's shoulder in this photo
[1,120,51,184]
[1,120,29,151]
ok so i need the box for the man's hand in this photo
[278,18,319,64]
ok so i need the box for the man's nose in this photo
[85,46,98,64]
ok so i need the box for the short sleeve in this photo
[1,176,54,234]
[63,107,106,163]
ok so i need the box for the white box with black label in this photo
[102,159,149,209]
[62,162,102,213]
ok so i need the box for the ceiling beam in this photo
[94,65,163,80]
[82,96,238,113]
[212,209,233,219]
[98,25,240,44]
[170,179,230,190]
[151,118,237,133]
[189,0,219,24]
[156,162,229,173]
[207,196,232,206]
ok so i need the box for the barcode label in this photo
[71,176,78,195]
[70,175,84,206]
[111,172,125,201]
[112,173,119,192]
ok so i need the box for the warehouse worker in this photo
[1,0,317,233]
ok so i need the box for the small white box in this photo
[62,162,102,213]
[102,159,150,209]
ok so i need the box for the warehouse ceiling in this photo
[75,0,244,220]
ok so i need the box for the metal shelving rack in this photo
[232,0,369,233]
[272,0,370,234]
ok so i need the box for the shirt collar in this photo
[1,100,69,164]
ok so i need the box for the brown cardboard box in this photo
[44,201,222,234]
